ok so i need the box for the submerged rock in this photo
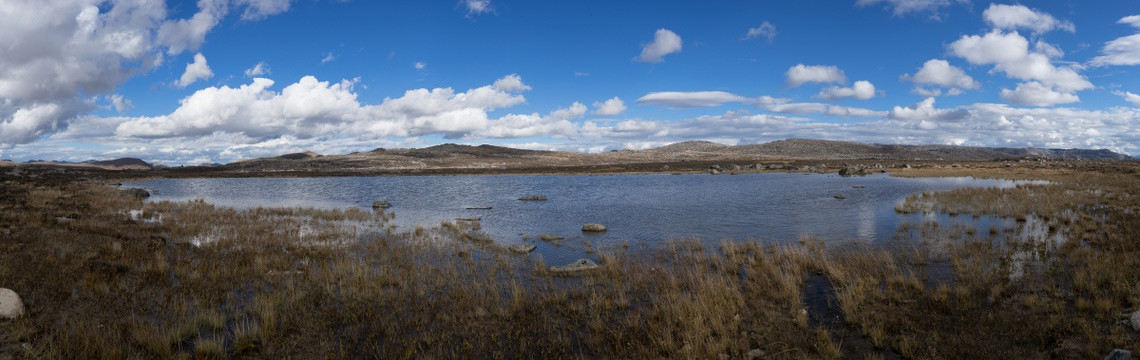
[550,258,600,273]
[833,194,847,200]
[582,223,607,232]
[518,195,548,201]
[538,234,564,241]
[371,200,392,209]
[509,244,536,254]
[0,288,25,319]
[465,230,493,243]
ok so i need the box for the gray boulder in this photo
[582,223,607,232]
[726,164,741,171]
[371,200,392,209]
[550,259,600,273]
[509,244,536,254]
[518,195,548,201]
[0,288,24,319]
[1104,349,1131,360]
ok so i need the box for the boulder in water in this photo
[582,223,607,232]
[509,244,536,254]
[518,195,548,201]
[371,200,392,209]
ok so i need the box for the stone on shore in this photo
[371,200,392,209]
[509,244,536,254]
[0,288,25,320]
[582,223,607,232]
[550,259,600,273]
[518,195,548,201]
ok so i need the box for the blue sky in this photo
[2,0,1140,164]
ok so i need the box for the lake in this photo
[126,173,1030,264]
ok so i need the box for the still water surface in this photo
[127,173,1028,263]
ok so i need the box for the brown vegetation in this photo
[0,161,1138,358]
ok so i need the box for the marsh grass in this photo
[1,162,1138,358]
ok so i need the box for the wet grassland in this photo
[1,161,1139,359]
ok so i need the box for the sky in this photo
[2,0,1140,165]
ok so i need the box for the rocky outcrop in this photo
[518,195,548,201]
[509,244,536,254]
[582,223,607,232]
[839,165,869,176]
[0,288,24,319]
[550,259,600,273]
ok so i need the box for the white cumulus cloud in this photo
[0,0,289,146]
[816,80,877,100]
[176,53,213,88]
[999,81,1080,106]
[593,97,627,116]
[244,61,271,77]
[902,59,979,89]
[235,0,292,21]
[745,22,777,41]
[1090,15,1140,66]
[786,64,846,88]
[1115,91,1140,106]
[414,62,426,70]
[491,74,531,92]
[855,0,965,17]
[982,4,1075,34]
[463,0,493,16]
[901,59,979,96]
[949,28,1092,106]
[636,29,682,63]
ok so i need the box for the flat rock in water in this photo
[550,259,600,273]
[582,223,607,232]
[509,244,536,254]
[466,206,492,210]
[0,288,25,319]
[371,200,392,209]
[833,194,847,200]
[538,234,564,241]
[518,195,548,201]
